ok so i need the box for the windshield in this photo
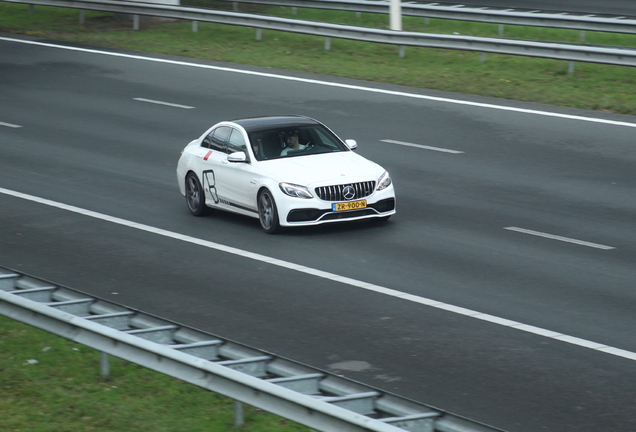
[247,124,348,161]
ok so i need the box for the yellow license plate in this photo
[332,200,367,212]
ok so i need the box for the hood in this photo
[258,151,384,186]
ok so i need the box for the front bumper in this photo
[275,177,396,228]
[286,198,395,223]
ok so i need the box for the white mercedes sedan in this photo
[176,115,396,233]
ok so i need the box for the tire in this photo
[185,172,208,216]
[258,189,280,234]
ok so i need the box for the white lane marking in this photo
[2,36,636,129]
[505,227,616,250]
[381,139,463,154]
[0,121,23,128]
[1,186,634,361]
[133,98,195,109]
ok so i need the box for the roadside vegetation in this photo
[1,1,635,114]
[0,315,314,431]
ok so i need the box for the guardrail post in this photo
[579,30,585,42]
[568,61,575,74]
[192,20,198,32]
[399,46,405,58]
[255,28,262,41]
[79,10,85,25]
[100,352,110,379]
[133,15,139,30]
[324,37,331,51]
[389,0,402,31]
[234,401,244,427]
[232,2,238,12]
[424,17,430,25]
[498,24,504,36]
[29,4,34,14]
[292,7,297,15]
[480,52,486,63]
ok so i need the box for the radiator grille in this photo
[314,181,376,202]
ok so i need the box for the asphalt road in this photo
[433,1,636,16]
[1,35,635,432]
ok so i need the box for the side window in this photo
[202,126,231,151]
[212,127,231,151]
[227,129,247,154]
[202,132,213,149]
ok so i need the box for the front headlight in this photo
[279,182,314,199]
[376,171,392,191]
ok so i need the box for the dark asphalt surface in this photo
[433,1,636,16]
[1,35,636,432]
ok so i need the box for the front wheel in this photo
[258,189,280,234]
[185,173,208,216]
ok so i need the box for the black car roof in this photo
[232,115,320,133]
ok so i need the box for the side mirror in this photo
[345,139,358,150]
[228,151,247,163]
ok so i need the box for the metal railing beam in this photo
[219,0,636,34]
[0,265,504,432]
[0,290,406,432]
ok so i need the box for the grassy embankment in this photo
[0,315,314,431]
[1,1,635,114]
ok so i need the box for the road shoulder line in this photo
[1,186,634,363]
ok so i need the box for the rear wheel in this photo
[185,173,208,216]
[258,189,280,234]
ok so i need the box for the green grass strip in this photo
[0,316,314,431]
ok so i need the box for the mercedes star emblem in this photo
[342,185,356,201]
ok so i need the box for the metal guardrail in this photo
[220,0,636,35]
[6,0,636,66]
[0,266,504,432]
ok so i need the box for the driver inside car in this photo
[280,131,308,156]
